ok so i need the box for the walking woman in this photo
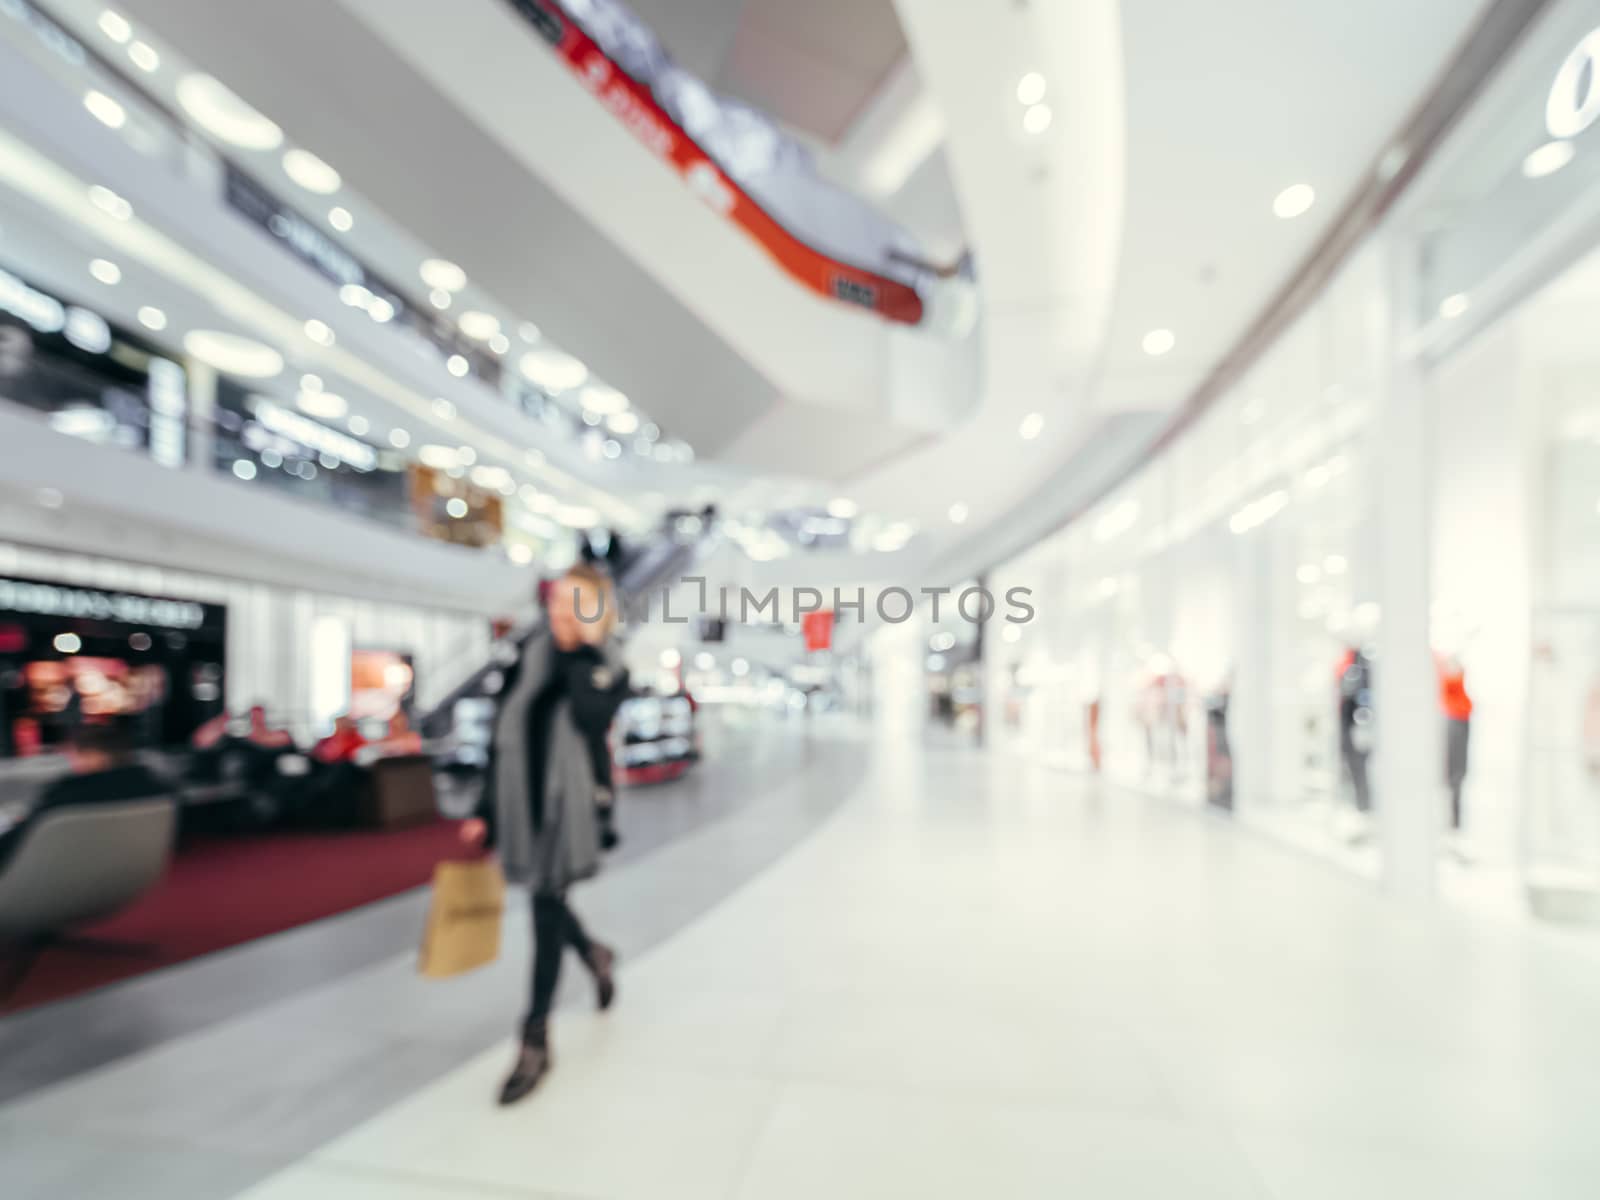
[461,562,631,1105]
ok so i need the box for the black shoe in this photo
[497,1041,551,1106]
[586,942,617,1011]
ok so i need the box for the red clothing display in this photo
[311,726,367,765]
[1436,655,1473,721]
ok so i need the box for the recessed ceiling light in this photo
[418,444,459,469]
[98,10,132,43]
[948,502,970,524]
[1022,103,1052,135]
[300,373,324,393]
[1273,183,1316,219]
[88,185,132,220]
[420,259,467,292]
[327,206,353,232]
[457,310,500,340]
[519,321,542,343]
[367,297,394,323]
[1142,328,1176,356]
[127,40,160,72]
[183,330,283,378]
[282,148,341,194]
[456,445,478,466]
[429,288,452,310]
[1016,73,1046,106]
[388,428,411,449]
[607,410,640,435]
[89,258,121,285]
[304,318,335,346]
[347,415,369,436]
[83,90,127,129]
[175,74,282,150]
[432,397,456,420]
[446,497,469,519]
[488,332,510,355]
[1019,412,1044,440]
[446,354,470,378]
[827,498,858,519]
[556,504,599,528]
[137,305,166,331]
[579,383,628,415]
[1522,140,1575,179]
[1439,293,1470,320]
[296,389,346,419]
[521,348,589,392]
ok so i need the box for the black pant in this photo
[523,892,593,1044]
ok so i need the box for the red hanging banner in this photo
[802,610,835,653]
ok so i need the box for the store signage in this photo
[0,266,115,355]
[0,577,208,631]
[253,399,378,471]
[1547,26,1600,139]
[504,0,925,325]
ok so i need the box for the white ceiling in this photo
[85,0,1499,591]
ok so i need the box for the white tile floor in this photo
[211,729,1600,1199]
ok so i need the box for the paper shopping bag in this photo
[418,859,505,979]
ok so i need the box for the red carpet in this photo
[2,822,465,1014]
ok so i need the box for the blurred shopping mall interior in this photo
[3,0,1600,1195]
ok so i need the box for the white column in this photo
[1374,234,1439,904]
[185,360,218,476]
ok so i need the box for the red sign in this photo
[532,2,925,326]
[802,610,835,653]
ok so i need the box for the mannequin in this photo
[1436,652,1473,833]
[1337,643,1375,816]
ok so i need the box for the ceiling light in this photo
[556,503,599,528]
[300,373,324,393]
[470,465,511,490]
[183,330,283,378]
[83,90,127,129]
[88,185,132,220]
[694,652,715,671]
[607,410,640,435]
[89,258,121,285]
[304,318,335,346]
[1272,183,1316,219]
[827,498,858,519]
[602,439,623,460]
[1019,412,1044,440]
[446,497,469,519]
[127,40,160,72]
[522,348,589,392]
[525,449,545,466]
[1022,103,1052,135]
[339,283,372,308]
[283,148,341,194]
[1002,625,1021,644]
[1522,140,1575,179]
[432,397,456,420]
[1142,328,1175,356]
[36,486,65,509]
[456,445,477,466]
[232,459,257,481]
[175,74,282,150]
[519,321,541,343]
[446,354,470,378]
[55,632,82,654]
[367,297,394,323]
[420,259,467,292]
[137,305,166,331]
[458,310,500,340]
[98,10,132,43]
[948,502,969,524]
[417,445,459,469]
[388,428,410,449]
[296,390,346,419]
[429,289,452,310]
[488,332,510,355]
[1439,293,1470,320]
[347,415,369,436]
[1016,73,1046,106]
[327,206,353,232]
[1324,555,1348,576]
[579,384,628,415]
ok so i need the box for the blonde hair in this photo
[561,562,618,638]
